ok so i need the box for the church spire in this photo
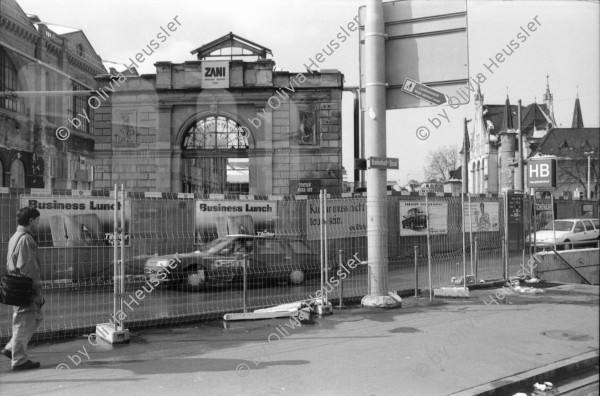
[543,74,556,125]
[474,82,484,103]
[571,93,584,128]
[501,95,514,132]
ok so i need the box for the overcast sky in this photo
[18,0,600,183]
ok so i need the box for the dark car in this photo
[144,234,330,290]
[402,207,427,230]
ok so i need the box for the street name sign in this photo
[401,78,447,105]
[369,157,399,169]
[527,158,556,188]
[358,0,469,109]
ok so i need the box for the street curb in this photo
[449,350,599,396]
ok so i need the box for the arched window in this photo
[182,115,250,150]
[0,48,22,112]
[9,159,25,188]
[77,44,84,57]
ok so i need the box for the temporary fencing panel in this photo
[2,190,527,342]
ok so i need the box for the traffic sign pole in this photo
[361,0,400,308]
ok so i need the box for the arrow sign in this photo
[401,78,448,105]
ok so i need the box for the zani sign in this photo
[202,61,229,88]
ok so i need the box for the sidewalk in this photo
[0,282,598,396]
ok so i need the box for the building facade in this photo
[92,33,344,195]
[467,80,555,194]
[0,0,105,190]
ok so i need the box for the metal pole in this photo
[243,254,248,313]
[320,190,324,301]
[426,195,433,302]
[338,250,344,308]
[363,0,392,307]
[113,184,118,331]
[502,236,506,279]
[120,185,125,331]
[588,153,592,199]
[414,245,419,297]
[504,194,508,279]
[461,192,467,289]
[468,193,473,274]
[474,236,478,282]
[551,194,557,250]
[532,189,537,253]
[324,189,328,304]
[517,100,524,191]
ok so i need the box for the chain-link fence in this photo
[4,189,592,342]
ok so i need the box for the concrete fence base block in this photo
[434,287,470,298]
[361,294,402,308]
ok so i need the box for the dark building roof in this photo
[449,166,462,180]
[572,97,584,128]
[532,128,600,157]
[482,102,553,138]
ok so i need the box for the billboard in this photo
[306,198,367,240]
[21,195,131,247]
[466,202,500,232]
[195,200,279,242]
[399,201,448,236]
[202,61,229,89]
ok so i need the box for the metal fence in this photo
[2,189,573,342]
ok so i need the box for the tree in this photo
[423,145,461,183]
[554,145,599,198]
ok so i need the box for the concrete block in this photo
[434,287,470,298]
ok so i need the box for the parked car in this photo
[402,207,427,230]
[144,234,332,290]
[527,218,600,250]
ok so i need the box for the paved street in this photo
[0,283,597,396]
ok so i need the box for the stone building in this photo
[466,78,598,197]
[92,33,344,195]
[0,0,104,190]
[467,79,555,194]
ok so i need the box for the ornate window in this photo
[182,115,249,150]
[0,48,22,112]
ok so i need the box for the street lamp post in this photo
[585,151,594,199]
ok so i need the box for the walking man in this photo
[1,207,44,370]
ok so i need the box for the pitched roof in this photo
[191,32,273,60]
[531,128,599,157]
[500,96,515,132]
[572,97,584,128]
[521,103,553,136]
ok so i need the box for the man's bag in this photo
[0,273,33,306]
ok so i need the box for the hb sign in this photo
[527,158,556,188]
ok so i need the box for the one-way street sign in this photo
[401,78,448,105]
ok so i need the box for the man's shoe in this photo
[12,360,41,370]
[1,349,11,359]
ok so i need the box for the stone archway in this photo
[179,114,253,194]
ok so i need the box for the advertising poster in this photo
[195,200,278,242]
[306,198,367,241]
[466,202,500,232]
[21,195,131,247]
[399,201,448,236]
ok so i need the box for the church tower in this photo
[571,94,584,128]
[543,74,556,127]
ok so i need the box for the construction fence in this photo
[1,189,596,342]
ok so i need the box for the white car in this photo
[528,218,600,250]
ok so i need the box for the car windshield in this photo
[542,220,573,232]
[203,236,237,253]
[287,240,313,254]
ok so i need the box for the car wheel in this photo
[289,269,305,285]
[563,240,572,250]
[185,265,207,291]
